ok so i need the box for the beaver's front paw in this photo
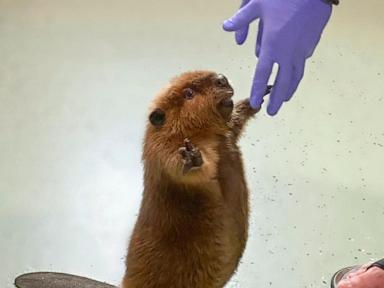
[178,138,203,174]
[325,0,339,5]
[235,84,273,114]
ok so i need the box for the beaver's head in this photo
[148,71,235,135]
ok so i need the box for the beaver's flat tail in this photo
[15,272,117,288]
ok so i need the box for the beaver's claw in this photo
[178,138,203,174]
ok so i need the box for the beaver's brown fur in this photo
[122,71,268,288]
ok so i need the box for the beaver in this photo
[122,71,271,288]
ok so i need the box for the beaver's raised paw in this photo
[235,85,273,114]
[178,138,203,174]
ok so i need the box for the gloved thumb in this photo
[223,1,261,31]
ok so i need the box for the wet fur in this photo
[122,71,259,288]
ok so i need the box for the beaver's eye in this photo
[183,88,195,100]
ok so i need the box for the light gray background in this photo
[0,1,383,287]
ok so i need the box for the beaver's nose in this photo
[215,74,229,88]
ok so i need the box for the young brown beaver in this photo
[122,71,271,288]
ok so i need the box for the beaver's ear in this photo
[149,108,166,127]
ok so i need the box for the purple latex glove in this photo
[223,0,333,116]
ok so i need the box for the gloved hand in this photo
[223,0,334,115]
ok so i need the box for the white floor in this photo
[1,1,383,287]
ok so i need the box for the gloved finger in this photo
[235,0,251,44]
[239,0,251,9]
[255,19,264,57]
[285,58,305,102]
[267,64,293,116]
[235,26,249,45]
[223,1,261,31]
[250,56,274,109]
